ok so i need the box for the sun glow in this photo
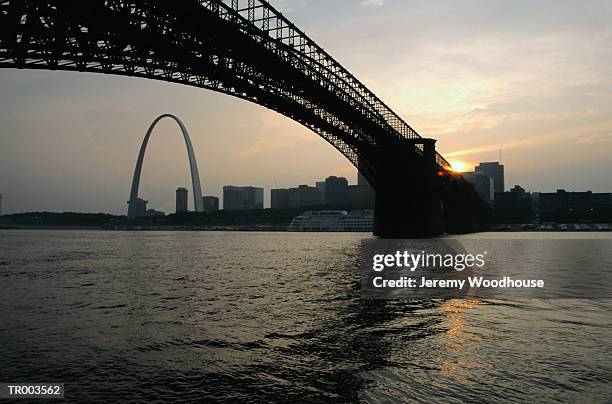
[448,160,472,173]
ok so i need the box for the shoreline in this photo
[1,225,610,233]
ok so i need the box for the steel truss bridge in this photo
[0,0,486,237]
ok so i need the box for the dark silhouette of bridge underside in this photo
[0,0,486,237]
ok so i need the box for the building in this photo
[592,193,612,214]
[355,169,375,208]
[348,185,375,209]
[315,181,326,205]
[223,186,264,210]
[0,194,2,215]
[530,192,540,217]
[494,185,532,221]
[143,208,165,217]
[202,196,219,212]
[289,185,321,208]
[475,162,505,194]
[357,171,367,186]
[271,188,290,209]
[462,171,494,204]
[539,190,612,222]
[325,176,349,207]
[129,197,148,217]
[358,170,374,187]
[176,187,188,213]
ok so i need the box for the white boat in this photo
[287,210,374,232]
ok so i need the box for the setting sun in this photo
[448,160,473,173]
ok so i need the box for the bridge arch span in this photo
[127,114,203,218]
[0,0,452,190]
[0,0,487,236]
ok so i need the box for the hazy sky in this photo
[1,0,611,214]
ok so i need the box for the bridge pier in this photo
[372,138,487,238]
[442,174,488,234]
[373,139,445,238]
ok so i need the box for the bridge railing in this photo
[0,0,452,171]
[207,0,452,170]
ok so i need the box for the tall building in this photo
[356,167,375,208]
[288,185,321,208]
[202,196,219,212]
[223,186,264,210]
[271,188,290,209]
[176,187,188,213]
[462,171,494,204]
[0,194,2,215]
[315,181,326,205]
[357,170,371,187]
[325,176,349,207]
[475,162,505,194]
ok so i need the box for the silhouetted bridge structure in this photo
[0,0,486,237]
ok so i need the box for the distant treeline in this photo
[0,212,121,227]
[0,207,340,228]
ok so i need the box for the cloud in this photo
[237,134,300,157]
[575,132,612,144]
[444,125,610,158]
[236,112,317,157]
[443,134,559,158]
[359,0,384,9]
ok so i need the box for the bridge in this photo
[0,0,486,237]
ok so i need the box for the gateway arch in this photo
[127,114,204,218]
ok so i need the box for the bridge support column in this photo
[373,139,444,238]
[442,176,488,234]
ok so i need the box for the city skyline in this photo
[1,0,612,214]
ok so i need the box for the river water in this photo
[1,230,611,402]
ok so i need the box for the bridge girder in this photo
[0,0,452,190]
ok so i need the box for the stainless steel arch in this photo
[127,114,204,218]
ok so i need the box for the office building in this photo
[202,196,219,212]
[176,187,188,213]
[355,168,375,208]
[530,192,541,217]
[223,186,264,210]
[592,193,612,213]
[348,185,375,209]
[475,162,505,194]
[131,197,148,217]
[539,190,612,221]
[494,185,532,220]
[462,171,494,204]
[289,185,321,208]
[357,170,372,187]
[271,188,290,209]
[316,181,326,205]
[325,176,349,207]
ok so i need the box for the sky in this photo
[1,0,611,214]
